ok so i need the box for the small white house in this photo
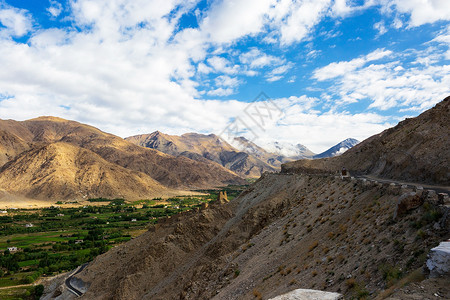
[75,239,84,244]
[57,213,64,217]
[131,218,137,222]
[25,223,34,228]
[0,210,7,214]
[7,247,18,252]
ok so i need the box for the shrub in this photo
[308,241,319,252]
[252,289,262,299]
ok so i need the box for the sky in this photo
[0,0,449,153]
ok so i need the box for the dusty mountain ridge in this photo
[46,97,450,299]
[125,132,358,178]
[0,117,245,201]
[126,131,278,178]
[283,96,450,185]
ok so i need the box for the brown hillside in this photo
[0,142,167,200]
[282,96,450,185]
[126,131,277,178]
[0,117,245,192]
[58,173,449,300]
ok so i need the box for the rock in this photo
[268,289,343,300]
[426,241,450,277]
[393,192,424,219]
[438,193,449,205]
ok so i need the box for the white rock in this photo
[426,241,450,277]
[268,289,343,300]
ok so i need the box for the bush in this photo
[34,284,44,298]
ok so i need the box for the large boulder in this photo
[393,192,424,219]
[426,241,450,277]
[268,289,343,300]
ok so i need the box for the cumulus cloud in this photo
[386,0,450,27]
[312,45,450,110]
[47,0,63,18]
[313,48,392,80]
[0,4,32,37]
[0,0,448,152]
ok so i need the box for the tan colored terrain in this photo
[54,173,448,300]
[282,96,450,185]
[126,131,277,178]
[41,97,450,300]
[0,117,245,202]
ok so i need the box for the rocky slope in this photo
[0,117,245,201]
[126,132,277,178]
[49,173,449,300]
[42,97,450,300]
[283,97,450,185]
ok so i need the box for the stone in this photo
[426,241,450,277]
[268,289,343,300]
[438,193,449,205]
[393,192,424,219]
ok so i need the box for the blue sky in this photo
[0,0,449,153]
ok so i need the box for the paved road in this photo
[65,263,88,297]
[359,175,450,194]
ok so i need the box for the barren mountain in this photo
[44,97,450,300]
[231,136,292,168]
[0,142,166,200]
[283,97,450,185]
[0,117,245,201]
[49,173,449,300]
[126,132,277,178]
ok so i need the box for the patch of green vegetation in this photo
[0,285,42,300]
[0,187,240,298]
[379,264,403,287]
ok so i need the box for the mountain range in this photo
[0,116,359,202]
[0,117,245,201]
[46,96,450,300]
[126,132,358,178]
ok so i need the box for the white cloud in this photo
[272,0,332,45]
[0,0,448,153]
[199,0,273,44]
[47,0,63,18]
[206,87,234,96]
[374,21,387,35]
[386,0,450,27]
[214,75,240,88]
[0,5,32,37]
[313,48,392,80]
[206,56,238,74]
[312,44,450,110]
[239,48,284,68]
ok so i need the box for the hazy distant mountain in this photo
[231,137,292,168]
[283,96,450,185]
[313,138,359,159]
[126,132,277,178]
[0,117,245,201]
[264,141,315,158]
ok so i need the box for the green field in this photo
[0,186,246,299]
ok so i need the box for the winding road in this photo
[65,263,88,297]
